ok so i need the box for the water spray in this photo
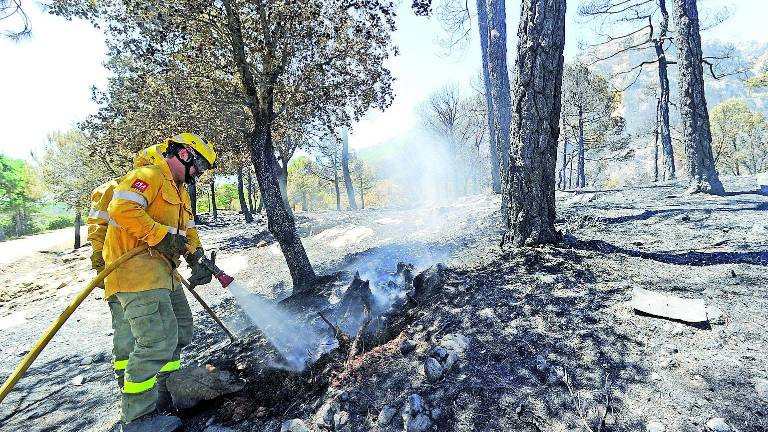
[193,249,326,371]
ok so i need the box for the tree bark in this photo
[223,0,317,292]
[73,208,81,249]
[188,183,200,224]
[656,0,676,180]
[577,106,586,188]
[486,0,512,208]
[249,115,317,291]
[503,0,565,247]
[246,168,255,214]
[209,177,218,220]
[334,163,341,211]
[476,0,501,193]
[654,99,660,182]
[341,128,357,209]
[359,175,365,209]
[237,163,254,223]
[559,112,567,191]
[671,0,725,195]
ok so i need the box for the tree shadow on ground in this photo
[217,230,274,251]
[569,237,768,266]
[588,202,768,225]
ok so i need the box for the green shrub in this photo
[46,215,74,230]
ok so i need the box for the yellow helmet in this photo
[166,132,217,167]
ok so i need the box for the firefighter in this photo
[87,142,171,391]
[100,133,217,431]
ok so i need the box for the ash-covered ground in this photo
[0,176,767,432]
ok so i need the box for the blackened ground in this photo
[1,177,767,431]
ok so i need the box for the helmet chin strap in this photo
[174,147,196,184]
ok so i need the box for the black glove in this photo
[153,232,188,261]
[187,248,213,287]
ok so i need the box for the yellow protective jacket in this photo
[87,143,181,261]
[98,156,202,299]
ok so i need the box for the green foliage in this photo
[746,72,768,89]
[41,130,114,212]
[710,98,768,175]
[215,183,239,210]
[45,215,75,230]
[0,154,43,238]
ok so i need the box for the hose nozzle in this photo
[193,249,235,288]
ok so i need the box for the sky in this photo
[0,0,765,162]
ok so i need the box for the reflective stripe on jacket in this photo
[103,160,201,298]
[86,179,120,255]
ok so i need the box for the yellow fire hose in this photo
[0,244,149,404]
[0,244,235,405]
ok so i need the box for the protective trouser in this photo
[115,287,193,423]
[108,295,134,389]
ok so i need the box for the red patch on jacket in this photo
[131,179,149,192]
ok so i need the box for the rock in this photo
[333,411,349,429]
[646,420,665,432]
[651,372,662,381]
[256,240,270,248]
[755,379,768,399]
[424,357,444,382]
[377,406,398,426]
[313,400,335,429]
[431,407,443,420]
[80,356,94,366]
[166,365,244,409]
[405,413,432,432]
[662,344,678,355]
[428,346,449,362]
[705,417,731,431]
[478,307,496,320]
[71,375,85,386]
[535,354,548,371]
[402,394,426,419]
[442,352,459,372]
[204,425,236,432]
[400,339,417,355]
[280,419,310,432]
[706,306,726,325]
[440,333,469,355]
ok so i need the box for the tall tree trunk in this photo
[359,176,365,209]
[476,0,501,193]
[503,0,565,247]
[568,155,574,189]
[654,99,660,182]
[671,0,725,195]
[223,0,316,292]
[237,163,254,223]
[486,0,512,210]
[246,168,255,214]
[188,183,200,224]
[301,190,307,211]
[249,116,316,291]
[277,157,291,211]
[73,208,81,249]
[334,167,341,211]
[209,177,218,220]
[559,112,567,191]
[577,106,586,188]
[341,128,357,209]
[656,0,676,180]
[256,195,263,213]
